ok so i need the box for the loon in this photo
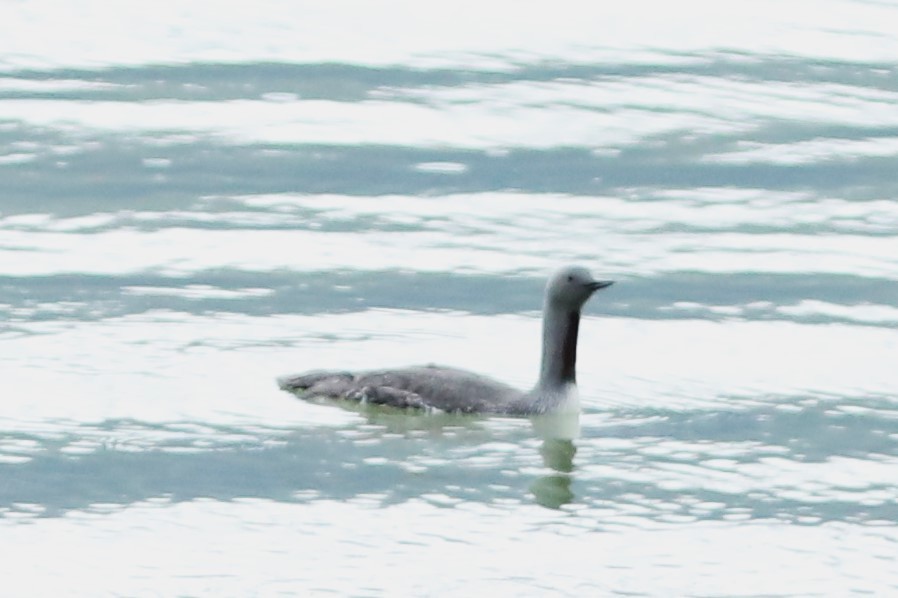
[278,265,613,415]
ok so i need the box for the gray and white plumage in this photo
[278,266,613,415]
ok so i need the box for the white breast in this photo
[553,383,580,414]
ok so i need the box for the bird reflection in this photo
[311,398,583,508]
[529,413,579,508]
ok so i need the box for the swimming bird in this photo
[278,266,613,415]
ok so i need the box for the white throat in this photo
[553,383,580,414]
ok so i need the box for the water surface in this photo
[2,1,898,595]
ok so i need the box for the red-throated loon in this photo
[278,266,613,415]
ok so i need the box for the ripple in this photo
[4,72,898,151]
[1,498,896,595]
[2,0,898,594]
[122,285,275,300]
[705,136,898,165]
[3,192,898,280]
[4,0,898,73]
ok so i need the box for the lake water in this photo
[2,1,898,595]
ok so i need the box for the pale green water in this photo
[2,1,898,595]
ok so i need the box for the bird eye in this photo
[567,275,573,282]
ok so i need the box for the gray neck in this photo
[538,301,580,390]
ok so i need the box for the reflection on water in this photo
[3,0,898,594]
[531,412,581,441]
[530,413,581,508]
[531,438,578,509]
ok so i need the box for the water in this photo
[2,1,898,595]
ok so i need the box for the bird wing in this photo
[280,365,524,414]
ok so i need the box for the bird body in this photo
[278,266,612,415]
